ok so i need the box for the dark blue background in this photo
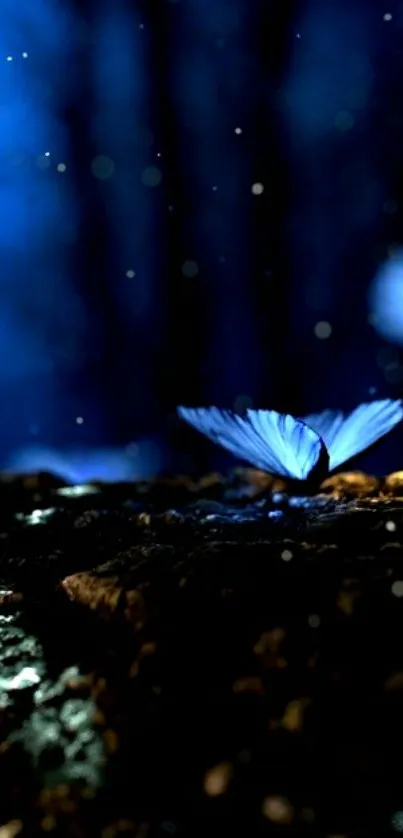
[0,0,402,480]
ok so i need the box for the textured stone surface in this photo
[1,470,403,835]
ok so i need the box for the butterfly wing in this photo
[303,399,403,471]
[177,406,325,479]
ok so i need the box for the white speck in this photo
[139,23,145,29]
[76,416,84,425]
[251,182,264,195]
[296,33,301,39]
[314,321,332,339]
[234,127,242,135]
[168,204,174,212]
[6,56,13,62]
[308,614,320,628]
[386,520,397,532]
[22,52,29,59]
[212,185,218,191]
[392,580,403,598]
[281,549,293,562]
[57,163,67,173]
[384,13,393,21]
[157,152,162,157]
[126,269,135,278]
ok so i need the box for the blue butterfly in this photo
[177,400,403,482]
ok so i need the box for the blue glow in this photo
[369,250,403,344]
[5,441,162,484]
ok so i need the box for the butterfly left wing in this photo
[303,398,403,471]
[178,406,326,479]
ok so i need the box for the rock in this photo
[0,471,402,835]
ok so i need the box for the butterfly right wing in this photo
[177,406,325,480]
[303,399,403,471]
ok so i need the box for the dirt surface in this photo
[1,468,403,837]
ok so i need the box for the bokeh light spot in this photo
[369,250,403,344]
[91,155,115,180]
[314,321,332,339]
[391,811,403,832]
[308,614,320,628]
[334,110,355,131]
[141,166,162,187]
[392,581,403,598]
[57,163,67,173]
[181,260,199,278]
[251,182,264,195]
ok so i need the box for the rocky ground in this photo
[1,467,403,837]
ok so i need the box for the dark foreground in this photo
[1,468,403,836]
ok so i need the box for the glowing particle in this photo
[212,185,218,191]
[384,13,393,22]
[141,166,162,187]
[308,614,320,628]
[296,33,301,39]
[91,154,115,180]
[386,520,397,532]
[57,163,67,173]
[234,127,242,135]
[22,52,28,59]
[204,762,232,796]
[182,260,199,278]
[334,110,355,131]
[314,321,332,339]
[139,23,145,29]
[157,152,162,157]
[45,151,50,157]
[281,549,293,562]
[6,56,13,62]
[262,796,294,825]
[251,182,264,195]
[392,581,403,598]
[57,485,99,498]
[126,269,135,278]
[76,416,84,425]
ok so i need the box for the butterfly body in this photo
[177,400,403,484]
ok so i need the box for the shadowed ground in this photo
[0,468,403,836]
